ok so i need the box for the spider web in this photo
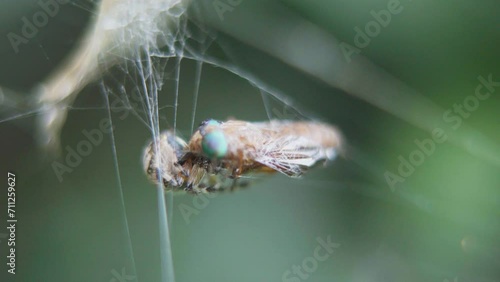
[1,1,499,281]
[1,1,316,281]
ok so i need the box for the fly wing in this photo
[255,136,337,177]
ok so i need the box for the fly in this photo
[143,119,343,194]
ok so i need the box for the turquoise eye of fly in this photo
[202,130,228,158]
[205,119,220,126]
[199,119,223,135]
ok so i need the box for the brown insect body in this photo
[143,119,343,194]
[186,119,342,178]
[187,120,265,175]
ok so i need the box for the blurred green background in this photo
[0,0,499,281]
